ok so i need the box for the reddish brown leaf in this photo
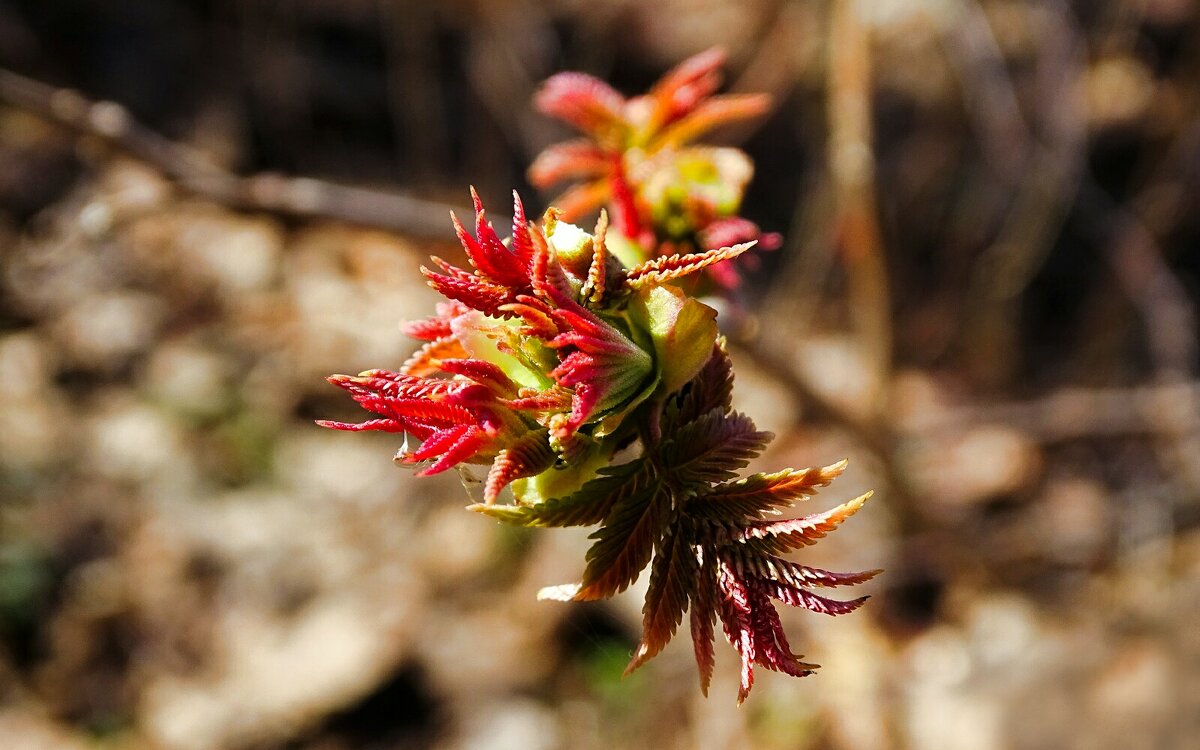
[662,409,772,485]
[574,469,669,600]
[734,491,873,553]
[763,581,871,616]
[746,581,818,677]
[715,560,756,704]
[688,460,850,519]
[669,341,734,427]
[689,552,718,695]
[627,526,699,675]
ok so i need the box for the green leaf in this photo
[627,285,718,397]
[593,370,660,438]
[510,437,607,505]
[451,310,550,390]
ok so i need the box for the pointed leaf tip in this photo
[623,644,652,677]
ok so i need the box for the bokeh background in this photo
[2,1,1199,748]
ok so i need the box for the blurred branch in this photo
[761,176,838,336]
[906,380,1200,443]
[379,0,451,180]
[954,0,1088,382]
[720,1,804,143]
[0,67,462,237]
[943,0,1034,182]
[1082,181,1197,381]
[464,0,555,170]
[740,6,903,520]
[1080,177,1200,500]
[828,1,892,409]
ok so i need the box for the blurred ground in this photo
[2,1,1200,749]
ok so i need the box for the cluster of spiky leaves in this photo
[474,341,877,703]
[530,47,780,290]
[321,53,876,703]
[321,190,754,506]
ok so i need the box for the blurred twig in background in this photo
[0,67,463,237]
[827,0,891,409]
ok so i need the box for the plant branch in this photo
[0,67,462,237]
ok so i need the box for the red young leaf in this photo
[436,358,519,397]
[509,191,536,268]
[529,139,610,187]
[400,300,469,341]
[543,180,611,224]
[399,424,485,471]
[646,47,726,129]
[762,581,871,616]
[400,337,469,377]
[534,72,628,141]
[654,94,773,148]
[421,264,510,316]
[483,430,555,504]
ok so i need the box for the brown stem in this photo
[0,67,464,237]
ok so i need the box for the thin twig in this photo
[904,380,1200,443]
[828,1,892,410]
[1079,177,1200,499]
[0,67,463,238]
[952,0,1088,380]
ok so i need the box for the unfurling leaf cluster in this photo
[473,342,878,702]
[320,47,877,703]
